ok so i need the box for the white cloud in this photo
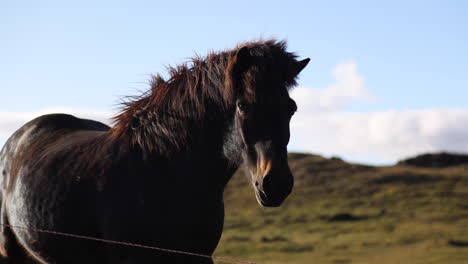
[289,62,468,164]
[289,108,468,164]
[290,61,373,112]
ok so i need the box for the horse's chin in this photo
[255,190,284,207]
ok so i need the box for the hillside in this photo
[398,152,468,168]
[215,153,468,264]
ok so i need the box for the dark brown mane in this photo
[111,39,300,153]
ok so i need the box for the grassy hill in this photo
[215,153,468,264]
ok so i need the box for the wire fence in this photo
[1,223,257,264]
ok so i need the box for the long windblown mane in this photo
[110,39,300,153]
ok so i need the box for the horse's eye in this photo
[237,101,251,113]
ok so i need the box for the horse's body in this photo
[0,114,225,263]
[0,40,309,263]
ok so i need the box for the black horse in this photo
[0,40,309,263]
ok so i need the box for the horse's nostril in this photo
[255,181,260,187]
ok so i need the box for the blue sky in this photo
[1,0,467,164]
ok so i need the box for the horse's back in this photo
[21,113,109,134]
[0,113,110,263]
[1,113,109,156]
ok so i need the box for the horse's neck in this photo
[111,134,238,194]
[157,147,237,185]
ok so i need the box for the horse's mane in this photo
[111,39,299,153]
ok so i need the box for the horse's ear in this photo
[229,46,252,75]
[235,46,251,69]
[292,58,310,76]
[224,46,252,104]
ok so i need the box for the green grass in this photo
[214,153,468,264]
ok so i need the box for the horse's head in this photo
[224,42,309,207]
